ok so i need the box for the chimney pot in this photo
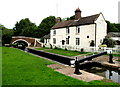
[75,8,81,20]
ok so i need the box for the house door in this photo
[62,40,65,45]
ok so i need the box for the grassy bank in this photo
[35,47,120,57]
[2,47,119,86]
[35,47,90,56]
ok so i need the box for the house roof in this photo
[52,13,100,29]
[43,34,50,39]
[107,32,120,37]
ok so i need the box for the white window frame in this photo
[76,38,80,45]
[76,26,80,34]
[53,38,56,44]
[66,27,70,34]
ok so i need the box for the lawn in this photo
[35,47,120,57]
[2,47,120,86]
[35,47,90,56]
[116,59,120,62]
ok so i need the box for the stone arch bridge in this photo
[10,36,43,47]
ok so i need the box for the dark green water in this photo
[83,66,120,84]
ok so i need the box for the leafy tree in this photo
[1,24,13,45]
[70,15,75,20]
[13,18,38,37]
[102,36,116,48]
[38,16,56,38]
[114,23,120,31]
[62,15,75,21]
[106,21,119,33]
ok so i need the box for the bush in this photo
[65,48,67,51]
[90,40,95,47]
[102,36,116,47]
[81,48,84,52]
[50,44,53,49]
[54,46,58,49]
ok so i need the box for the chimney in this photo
[75,8,81,20]
[56,17,61,23]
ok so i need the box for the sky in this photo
[0,0,120,29]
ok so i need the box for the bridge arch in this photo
[12,39,30,46]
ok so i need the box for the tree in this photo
[106,21,119,33]
[38,16,56,38]
[114,23,120,32]
[1,24,13,45]
[70,15,75,20]
[102,36,116,48]
[13,18,38,37]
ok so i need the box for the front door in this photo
[62,40,65,45]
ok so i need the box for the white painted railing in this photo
[44,44,120,54]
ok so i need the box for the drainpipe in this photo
[94,23,97,47]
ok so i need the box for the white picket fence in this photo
[55,45,120,54]
[44,44,120,54]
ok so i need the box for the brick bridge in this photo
[10,36,43,47]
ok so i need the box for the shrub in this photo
[90,40,95,47]
[102,36,116,47]
[65,48,67,51]
[81,48,84,52]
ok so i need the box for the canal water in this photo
[80,62,120,84]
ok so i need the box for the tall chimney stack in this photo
[75,8,81,20]
[56,17,61,23]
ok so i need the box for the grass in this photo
[112,54,120,57]
[35,47,50,50]
[35,47,90,56]
[2,47,120,86]
[35,47,120,57]
[116,59,120,62]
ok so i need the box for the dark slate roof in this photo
[43,34,50,39]
[52,13,100,29]
[107,32,120,37]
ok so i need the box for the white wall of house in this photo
[44,39,50,47]
[50,24,96,48]
[95,13,107,47]
[50,13,107,49]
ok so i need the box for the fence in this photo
[55,45,120,54]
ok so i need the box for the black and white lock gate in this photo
[70,50,114,75]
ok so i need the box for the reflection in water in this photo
[83,66,120,84]
[106,70,120,84]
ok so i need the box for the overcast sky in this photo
[0,0,119,29]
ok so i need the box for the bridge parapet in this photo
[10,36,42,47]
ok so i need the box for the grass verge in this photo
[2,47,119,86]
[35,47,90,56]
[35,47,120,57]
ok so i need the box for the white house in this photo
[46,8,107,51]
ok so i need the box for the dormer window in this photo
[76,26,80,33]
[53,30,56,35]
[66,27,70,34]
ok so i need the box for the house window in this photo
[76,38,80,45]
[66,27,70,34]
[53,38,56,44]
[76,26,80,33]
[87,36,89,38]
[66,38,69,44]
[53,30,56,35]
